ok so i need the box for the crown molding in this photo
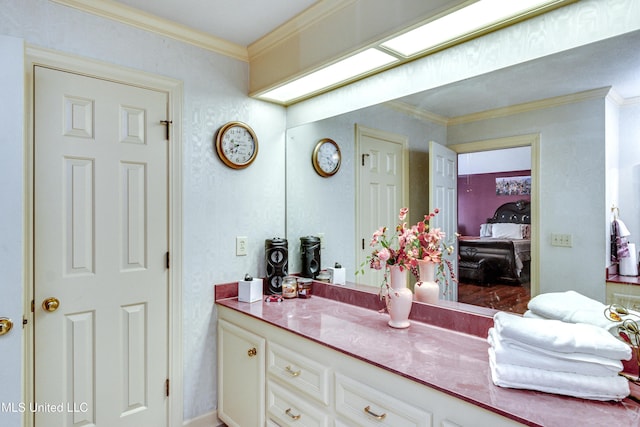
[384,100,449,126]
[51,0,249,61]
[608,89,640,107]
[623,96,640,106]
[247,0,356,60]
[448,87,613,126]
[388,87,616,127]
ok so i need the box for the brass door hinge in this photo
[166,252,170,269]
[165,378,170,397]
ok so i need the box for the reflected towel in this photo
[488,349,630,401]
[612,219,631,261]
[493,311,632,361]
[488,328,623,377]
[616,219,632,237]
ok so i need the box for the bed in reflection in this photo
[458,200,531,285]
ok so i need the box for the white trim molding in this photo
[51,0,248,61]
[450,133,541,300]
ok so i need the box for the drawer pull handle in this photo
[364,405,387,420]
[247,347,257,357]
[285,365,301,377]
[285,408,301,420]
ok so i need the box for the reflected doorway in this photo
[450,137,538,314]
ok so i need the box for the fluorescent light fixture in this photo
[258,48,398,104]
[381,0,564,57]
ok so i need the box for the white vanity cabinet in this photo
[266,341,331,426]
[606,281,640,310]
[217,318,266,427]
[217,305,523,427]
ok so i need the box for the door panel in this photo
[34,66,169,426]
[356,125,407,287]
[429,141,458,301]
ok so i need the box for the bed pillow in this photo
[479,223,493,237]
[491,222,523,239]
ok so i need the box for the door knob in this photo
[42,297,60,312]
[0,318,13,336]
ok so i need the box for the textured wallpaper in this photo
[3,0,640,424]
[1,0,285,421]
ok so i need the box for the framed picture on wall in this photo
[496,176,531,196]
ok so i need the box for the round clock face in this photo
[312,138,341,177]
[215,122,258,169]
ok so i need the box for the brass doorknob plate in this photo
[0,318,13,336]
[42,297,60,312]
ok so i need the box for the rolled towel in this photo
[493,311,632,361]
[488,328,623,377]
[488,349,630,401]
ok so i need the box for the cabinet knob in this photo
[364,405,387,420]
[247,347,257,357]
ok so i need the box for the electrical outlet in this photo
[551,233,572,247]
[318,232,326,249]
[236,236,248,256]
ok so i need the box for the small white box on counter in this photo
[238,278,263,303]
[327,266,346,285]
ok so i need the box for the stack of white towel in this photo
[488,311,632,401]
[525,290,640,343]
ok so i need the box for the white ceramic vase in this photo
[413,259,440,304]
[386,265,412,328]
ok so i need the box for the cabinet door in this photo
[218,319,266,427]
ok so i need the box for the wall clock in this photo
[312,138,341,177]
[215,121,258,169]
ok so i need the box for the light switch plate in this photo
[236,236,248,256]
[551,233,572,247]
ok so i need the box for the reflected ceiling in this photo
[395,30,640,118]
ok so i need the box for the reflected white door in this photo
[34,66,169,426]
[429,141,458,301]
[356,125,408,287]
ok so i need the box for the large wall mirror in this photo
[285,5,640,313]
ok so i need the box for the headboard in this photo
[487,200,531,224]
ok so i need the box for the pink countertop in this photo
[215,281,640,427]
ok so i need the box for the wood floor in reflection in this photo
[458,281,530,314]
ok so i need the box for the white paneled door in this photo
[428,141,458,302]
[356,125,407,287]
[34,66,169,426]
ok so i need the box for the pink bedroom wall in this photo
[458,170,531,236]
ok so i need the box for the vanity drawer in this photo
[267,340,331,405]
[335,372,431,427]
[267,380,330,427]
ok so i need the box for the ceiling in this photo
[109,1,640,117]
[115,0,319,46]
[396,29,640,118]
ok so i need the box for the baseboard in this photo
[183,410,223,427]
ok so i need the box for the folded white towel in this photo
[488,349,630,401]
[527,290,615,330]
[493,311,632,361]
[488,328,623,377]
